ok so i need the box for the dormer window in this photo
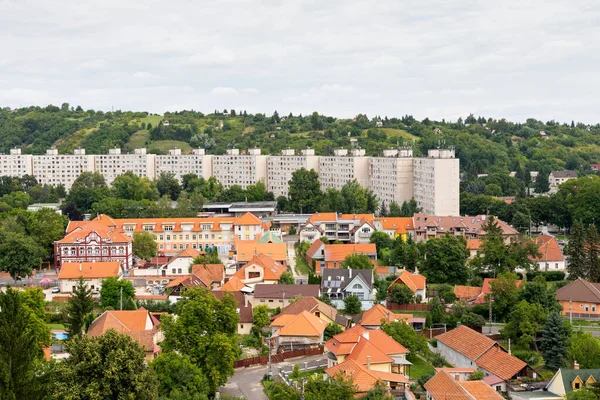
[143,225,154,231]
[164,225,174,231]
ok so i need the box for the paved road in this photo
[221,355,326,400]
[483,323,600,338]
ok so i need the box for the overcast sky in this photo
[1,0,599,123]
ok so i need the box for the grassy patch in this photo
[290,368,324,381]
[407,354,435,380]
[295,253,312,275]
[139,115,163,126]
[126,130,150,149]
[379,128,419,141]
[148,140,192,153]
[47,323,65,330]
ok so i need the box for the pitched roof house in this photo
[412,214,519,244]
[321,243,377,272]
[325,359,408,396]
[555,278,600,317]
[424,370,503,400]
[454,285,483,303]
[270,310,327,351]
[529,234,565,271]
[321,268,374,308]
[276,296,350,328]
[387,270,427,301]
[473,278,523,304]
[235,241,287,266]
[220,276,252,292]
[325,324,410,377]
[190,263,225,289]
[58,261,123,293]
[549,170,578,189]
[435,326,535,392]
[231,253,287,286]
[87,309,161,360]
[359,303,412,329]
[373,217,414,240]
[544,368,600,398]
[161,247,205,276]
[249,284,320,308]
[299,213,375,244]
[211,290,254,335]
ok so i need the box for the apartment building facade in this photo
[266,148,319,198]
[94,148,155,185]
[32,148,94,190]
[368,148,414,208]
[0,148,32,177]
[212,148,267,189]
[413,149,460,215]
[318,148,369,191]
[154,148,213,181]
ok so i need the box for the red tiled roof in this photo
[324,243,376,262]
[87,310,156,351]
[234,212,262,226]
[454,285,482,301]
[236,241,287,262]
[59,261,122,280]
[413,214,518,236]
[475,347,527,381]
[220,276,248,292]
[425,371,503,400]
[387,270,426,293]
[374,217,414,234]
[530,234,564,262]
[232,253,286,281]
[360,304,412,326]
[435,326,496,360]
[306,239,324,259]
[191,264,224,286]
[272,310,327,337]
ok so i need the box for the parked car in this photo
[51,287,60,293]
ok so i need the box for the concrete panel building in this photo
[212,148,267,189]
[413,149,460,215]
[368,148,414,208]
[154,148,213,181]
[94,148,154,185]
[0,148,33,177]
[266,148,319,198]
[32,148,94,190]
[319,148,369,191]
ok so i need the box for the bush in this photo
[512,350,541,366]
[527,271,566,282]
[429,352,447,367]
[418,374,433,387]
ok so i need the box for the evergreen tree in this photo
[534,170,550,193]
[379,202,388,217]
[541,311,571,371]
[400,201,411,217]
[568,220,588,279]
[65,277,95,337]
[429,297,445,324]
[586,224,600,282]
[389,201,401,217]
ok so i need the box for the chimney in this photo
[349,269,352,279]
[508,339,511,355]
[387,312,391,322]
[79,262,82,272]
[574,361,579,370]
[244,294,248,308]
[366,356,371,370]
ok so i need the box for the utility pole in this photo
[489,295,493,334]
[120,287,123,311]
[283,289,286,306]
[570,297,573,324]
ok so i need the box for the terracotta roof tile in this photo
[234,212,262,226]
[454,285,482,301]
[273,310,327,337]
[435,325,496,360]
[165,274,207,289]
[466,239,482,250]
[475,347,527,381]
[413,214,518,236]
[459,380,504,399]
[87,310,156,351]
[220,276,248,292]
[387,270,426,292]
[530,234,564,262]
[277,296,345,325]
[360,304,412,326]
[306,239,325,259]
[424,371,472,400]
[232,253,287,281]
[325,359,379,392]
[59,261,122,280]
[323,243,377,262]
[191,264,225,286]
[236,241,287,262]
[374,217,414,233]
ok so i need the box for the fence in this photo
[386,302,430,311]
[419,328,446,339]
[234,345,324,368]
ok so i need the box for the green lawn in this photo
[126,130,150,148]
[148,140,192,153]
[47,323,65,330]
[295,253,312,275]
[407,354,435,379]
[139,115,164,126]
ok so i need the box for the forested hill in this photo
[1,104,600,179]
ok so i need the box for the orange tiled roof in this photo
[191,264,224,286]
[58,261,122,280]
[466,239,481,250]
[325,324,408,361]
[360,304,412,326]
[234,212,262,226]
[459,381,504,399]
[87,310,156,351]
[220,276,247,292]
[435,326,496,360]
[346,335,394,364]
[307,213,374,225]
[325,359,406,393]
[454,285,482,301]
[323,243,376,262]
[530,234,564,262]
[475,347,527,381]
[375,217,414,234]
[174,247,204,259]
[388,270,426,293]
[165,274,207,289]
[232,253,286,281]
[58,220,132,244]
[278,296,339,323]
[366,329,409,355]
[481,278,523,295]
[236,241,287,262]
[273,310,327,337]
[425,371,502,400]
[306,239,325,259]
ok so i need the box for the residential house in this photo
[424,370,503,400]
[466,239,481,259]
[549,170,578,190]
[435,325,536,392]
[166,274,207,299]
[325,324,411,376]
[54,216,133,269]
[387,270,427,301]
[270,310,327,351]
[190,263,225,289]
[298,213,375,244]
[319,243,377,272]
[454,285,483,304]
[373,217,414,240]
[231,253,287,286]
[234,212,267,241]
[276,296,351,329]
[325,359,409,397]
[359,303,422,330]
[473,278,523,304]
[434,367,477,381]
[220,276,252,293]
[590,164,600,172]
[235,241,287,267]
[87,309,161,361]
[58,261,123,293]
[321,268,374,309]
[212,290,254,335]
[529,234,565,271]
[249,284,320,308]
[541,367,600,399]
[305,239,325,270]
[555,278,600,317]
[412,214,519,244]
[160,247,204,276]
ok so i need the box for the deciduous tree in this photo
[133,231,158,260]
[569,332,600,369]
[342,254,374,269]
[344,294,362,315]
[151,352,210,400]
[421,234,469,284]
[382,321,429,355]
[0,231,46,280]
[388,284,415,304]
[278,271,295,284]
[288,168,322,213]
[100,276,135,310]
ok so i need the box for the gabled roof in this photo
[234,212,262,226]
[236,241,287,262]
[325,359,407,393]
[466,239,481,251]
[425,371,503,400]
[220,276,248,292]
[325,324,408,361]
[360,304,412,326]
[257,231,283,244]
[58,220,132,244]
[232,253,287,281]
[555,278,600,304]
[345,335,394,364]
[211,290,253,323]
[550,170,578,179]
[87,309,155,351]
[412,214,518,236]
[272,310,327,337]
[555,369,600,394]
[307,213,374,225]
[436,325,496,360]
[454,285,482,301]
[530,234,565,262]
[388,270,426,293]
[254,284,320,299]
[165,274,207,289]
[174,247,204,259]
[323,243,377,262]
[277,296,348,326]
[476,347,527,381]
[481,278,523,296]
[59,262,122,280]
[306,239,325,259]
[191,264,225,286]
[374,217,414,234]
[322,269,373,292]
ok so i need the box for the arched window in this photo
[103,248,108,255]
[63,248,68,255]
[352,284,362,289]
[87,248,92,255]
[94,248,100,255]
[79,248,84,255]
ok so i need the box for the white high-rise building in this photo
[413,149,460,215]
[318,148,369,191]
[368,147,414,208]
[0,148,33,177]
[32,148,94,190]
[212,148,267,189]
[94,148,154,185]
[267,149,319,198]
[155,148,213,181]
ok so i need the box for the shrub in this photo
[429,352,447,367]
[418,374,433,387]
[512,350,541,366]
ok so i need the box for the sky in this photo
[1,0,599,123]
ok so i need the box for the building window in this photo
[260,299,265,302]
[164,226,173,231]
[249,272,260,279]
[143,225,153,231]
[172,269,176,274]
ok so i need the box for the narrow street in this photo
[286,241,307,284]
